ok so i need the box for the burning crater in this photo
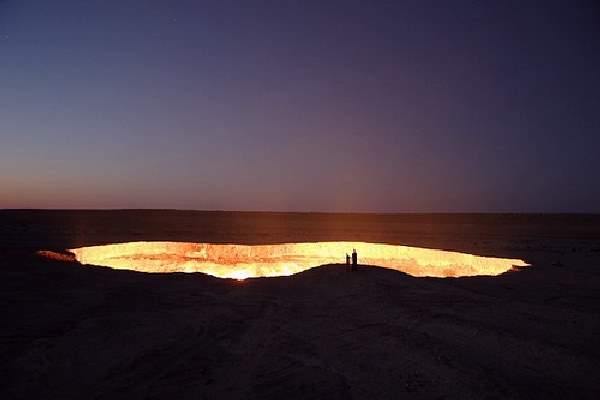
[44,241,528,279]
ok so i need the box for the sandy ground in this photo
[1,211,599,399]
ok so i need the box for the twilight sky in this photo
[1,0,599,212]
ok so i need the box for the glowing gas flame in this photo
[54,241,528,279]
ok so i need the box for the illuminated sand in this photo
[67,241,528,279]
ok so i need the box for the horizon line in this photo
[1,208,598,215]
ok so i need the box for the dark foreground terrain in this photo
[1,211,600,399]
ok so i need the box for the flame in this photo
[57,241,528,279]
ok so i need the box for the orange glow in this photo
[50,241,529,279]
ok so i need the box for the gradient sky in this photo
[1,1,599,212]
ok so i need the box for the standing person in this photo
[352,248,358,271]
[346,253,351,266]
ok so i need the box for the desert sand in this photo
[1,211,599,399]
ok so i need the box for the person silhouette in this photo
[346,253,351,266]
[351,248,358,271]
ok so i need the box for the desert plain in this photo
[1,210,599,399]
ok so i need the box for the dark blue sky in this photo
[1,0,599,212]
